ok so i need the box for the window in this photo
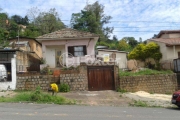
[68,46,87,57]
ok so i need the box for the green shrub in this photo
[59,84,70,92]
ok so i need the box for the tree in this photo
[112,35,118,41]
[128,42,162,69]
[0,12,9,47]
[11,15,29,25]
[70,1,113,41]
[27,8,65,35]
[117,39,131,51]
[123,37,138,48]
[20,24,40,38]
[27,7,40,24]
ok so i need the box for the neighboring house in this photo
[9,37,42,58]
[8,37,42,72]
[0,48,41,90]
[97,49,128,69]
[36,28,99,68]
[0,37,42,90]
[1,37,42,73]
[148,30,180,69]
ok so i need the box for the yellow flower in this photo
[50,83,58,92]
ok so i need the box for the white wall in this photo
[0,55,16,90]
[98,50,127,69]
[155,41,180,62]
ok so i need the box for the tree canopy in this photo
[70,1,113,41]
[26,8,65,36]
[0,7,66,47]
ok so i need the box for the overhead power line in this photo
[110,21,180,23]
[61,20,180,23]
[113,31,160,32]
[113,26,180,28]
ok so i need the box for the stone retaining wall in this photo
[16,65,119,91]
[60,66,88,91]
[16,74,59,91]
[120,74,177,94]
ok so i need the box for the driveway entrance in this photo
[88,66,115,91]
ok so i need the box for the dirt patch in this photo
[123,91,175,107]
[0,91,16,98]
[59,90,132,107]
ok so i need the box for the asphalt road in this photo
[0,103,180,120]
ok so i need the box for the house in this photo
[8,37,42,72]
[35,29,122,91]
[0,37,42,90]
[148,30,180,69]
[97,49,128,69]
[36,28,99,68]
[9,37,42,59]
[0,48,42,90]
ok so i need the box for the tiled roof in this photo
[37,28,99,39]
[150,38,180,46]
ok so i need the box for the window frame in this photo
[68,45,87,57]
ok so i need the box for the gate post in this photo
[11,54,17,90]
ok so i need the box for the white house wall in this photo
[98,51,127,69]
[41,38,98,68]
[0,55,16,90]
[154,41,167,61]
[153,41,180,62]
[167,46,180,60]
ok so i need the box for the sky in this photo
[1,0,180,41]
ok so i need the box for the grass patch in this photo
[116,88,127,93]
[130,100,148,107]
[0,87,75,105]
[119,69,173,76]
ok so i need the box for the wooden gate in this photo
[88,66,115,91]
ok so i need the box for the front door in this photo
[55,50,61,67]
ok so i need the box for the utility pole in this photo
[17,29,19,49]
